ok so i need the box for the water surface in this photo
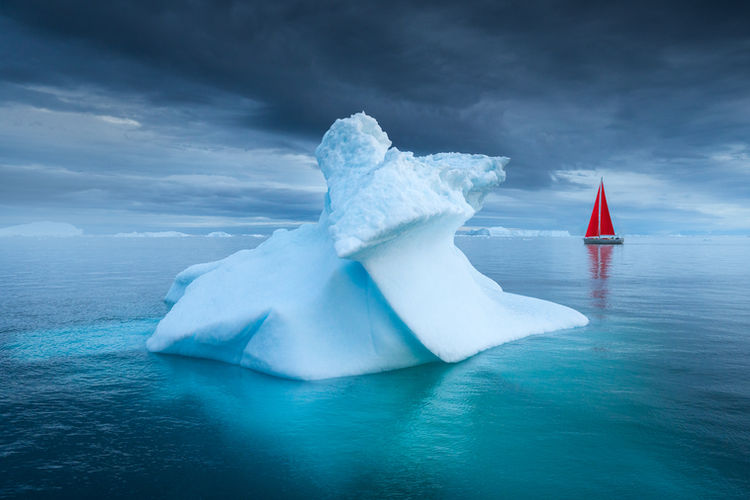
[1,235,749,497]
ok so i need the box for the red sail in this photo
[585,184,601,237]
[599,182,616,235]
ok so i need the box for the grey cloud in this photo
[0,163,323,220]
[1,0,749,233]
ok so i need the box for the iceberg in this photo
[113,231,191,238]
[0,221,83,237]
[147,112,588,379]
[460,227,572,237]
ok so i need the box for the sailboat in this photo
[584,178,624,245]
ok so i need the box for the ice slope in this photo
[149,221,436,380]
[147,112,587,379]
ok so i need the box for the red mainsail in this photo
[585,184,601,237]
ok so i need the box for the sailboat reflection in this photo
[587,244,613,309]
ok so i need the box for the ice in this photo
[150,222,435,379]
[0,221,83,237]
[316,115,506,258]
[113,231,191,238]
[460,227,572,237]
[147,112,588,379]
[206,231,233,238]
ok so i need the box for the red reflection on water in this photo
[587,245,613,308]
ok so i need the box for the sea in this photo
[1,235,749,498]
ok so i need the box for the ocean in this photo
[1,235,749,498]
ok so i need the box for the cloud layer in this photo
[1,1,749,234]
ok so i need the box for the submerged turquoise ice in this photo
[1,236,750,497]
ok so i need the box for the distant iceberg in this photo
[113,231,191,238]
[206,231,233,238]
[0,221,83,237]
[460,227,572,237]
[147,113,587,380]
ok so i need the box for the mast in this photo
[598,178,602,236]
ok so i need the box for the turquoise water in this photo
[1,236,749,497]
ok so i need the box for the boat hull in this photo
[584,237,624,245]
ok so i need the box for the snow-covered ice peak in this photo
[317,112,508,257]
[316,112,391,183]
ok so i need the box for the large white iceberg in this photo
[147,113,587,379]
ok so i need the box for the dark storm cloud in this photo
[1,0,749,232]
[4,1,748,147]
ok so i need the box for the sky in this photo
[1,0,749,235]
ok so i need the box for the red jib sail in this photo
[599,182,615,235]
[585,184,601,237]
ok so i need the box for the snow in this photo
[0,221,83,237]
[113,231,191,238]
[147,112,588,380]
[460,226,572,237]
